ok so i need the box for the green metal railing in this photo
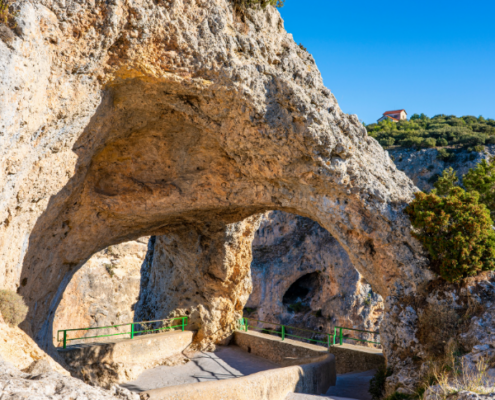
[57,316,188,349]
[238,318,380,348]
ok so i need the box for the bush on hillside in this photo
[233,0,284,10]
[405,188,495,282]
[463,159,495,219]
[433,167,458,196]
[0,290,28,327]
[367,114,495,150]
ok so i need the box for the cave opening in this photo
[282,272,320,311]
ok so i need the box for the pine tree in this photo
[433,167,459,196]
[463,159,495,219]
[406,188,495,283]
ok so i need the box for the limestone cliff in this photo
[53,238,148,346]
[246,211,383,339]
[389,145,495,192]
[135,216,263,349]
[0,0,452,394]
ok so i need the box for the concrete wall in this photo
[327,343,385,374]
[141,331,336,400]
[58,330,194,387]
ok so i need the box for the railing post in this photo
[130,323,134,339]
[281,325,285,341]
[182,317,185,331]
[339,327,343,345]
[244,318,248,332]
[63,330,67,349]
[333,327,336,345]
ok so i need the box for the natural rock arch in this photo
[1,0,433,381]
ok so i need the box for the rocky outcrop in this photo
[0,0,439,396]
[135,216,263,349]
[382,272,495,394]
[246,210,383,338]
[1,0,430,355]
[0,314,68,376]
[53,238,148,346]
[0,357,139,400]
[389,146,495,192]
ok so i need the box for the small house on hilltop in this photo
[377,109,407,123]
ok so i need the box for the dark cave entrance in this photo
[282,272,321,313]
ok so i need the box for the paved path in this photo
[286,369,375,400]
[324,370,375,400]
[121,345,279,392]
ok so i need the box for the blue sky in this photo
[279,1,495,124]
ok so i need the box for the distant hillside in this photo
[366,114,495,153]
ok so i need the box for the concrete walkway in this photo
[285,369,375,400]
[325,370,375,400]
[121,345,279,392]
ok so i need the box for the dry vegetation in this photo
[0,0,18,28]
[419,344,495,399]
[0,290,28,326]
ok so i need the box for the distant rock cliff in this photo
[246,210,383,339]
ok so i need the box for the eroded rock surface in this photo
[0,357,139,400]
[246,211,383,337]
[1,0,435,395]
[382,273,495,394]
[389,146,495,192]
[53,238,148,346]
[136,216,263,348]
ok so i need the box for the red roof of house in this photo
[383,109,406,115]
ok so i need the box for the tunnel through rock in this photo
[245,211,385,338]
[2,1,434,392]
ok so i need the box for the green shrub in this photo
[433,167,458,196]
[366,114,495,151]
[105,263,116,278]
[463,159,495,219]
[405,188,495,282]
[384,393,411,400]
[423,137,437,148]
[437,138,448,147]
[233,0,284,10]
[379,137,395,147]
[0,290,28,327]
[436,148,456,162]
[369,365,393,400]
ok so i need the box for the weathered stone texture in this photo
[0,0,436,394]
[247,210,383,337]
[389,146,495,192]
[53,238,148,346]
[0,357,139,400]
[135,216,263,349]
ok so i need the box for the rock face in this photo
[0,357,139,400]
[53,238,148,346]
[382,273,495,394]
[1,0,436,395]
[135,216,263,349]
[0,314,68,376]
[389,146,495,192]
[2,0,429,355]
[246,211,383,338]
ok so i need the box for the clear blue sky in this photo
[279,0,495,124]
